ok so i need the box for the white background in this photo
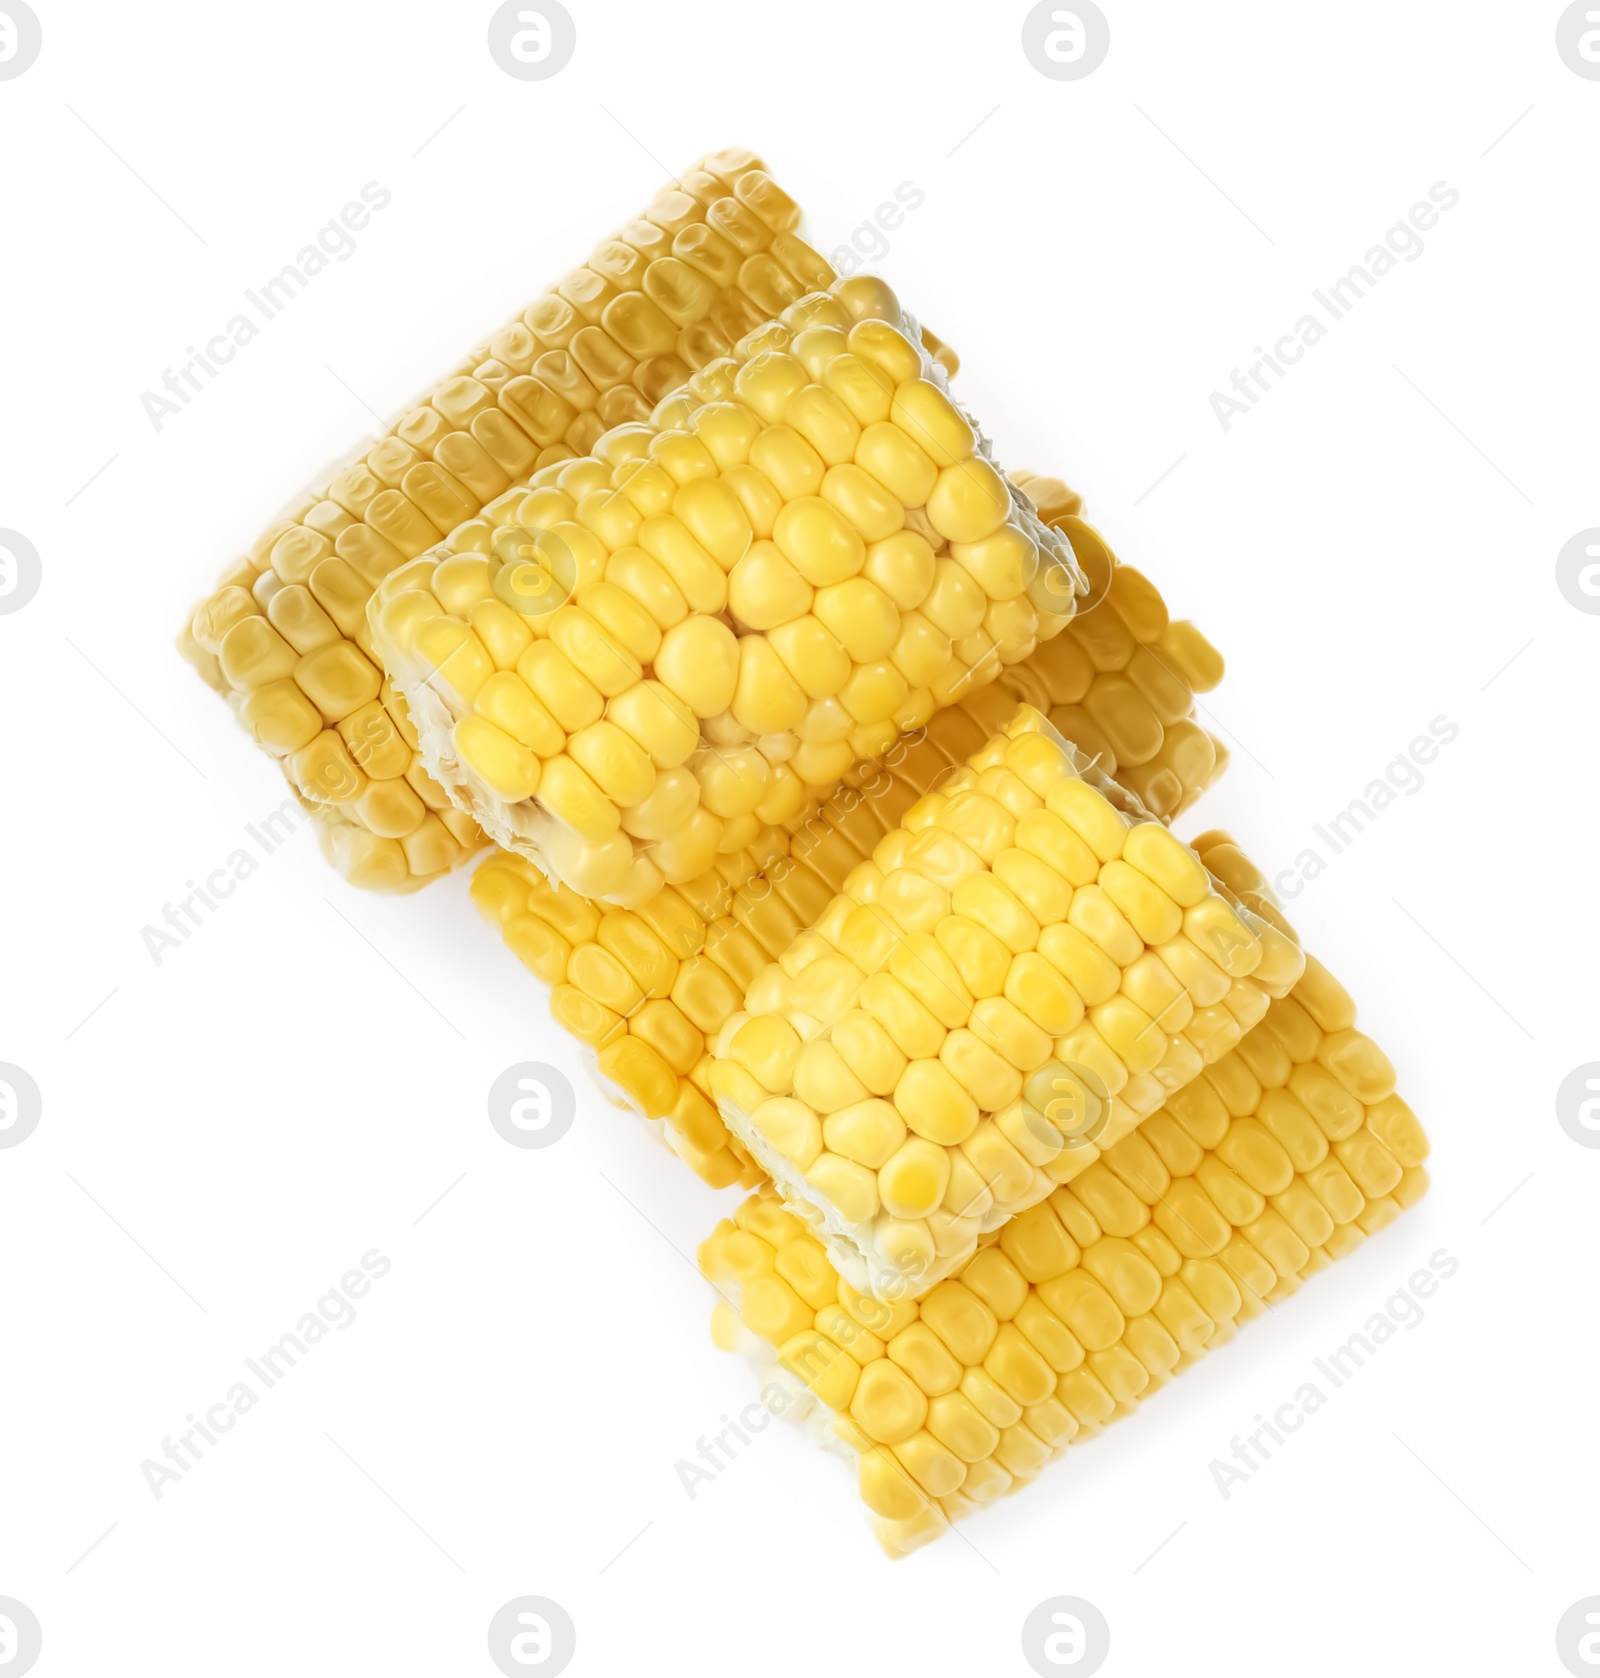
[1,2,1596,1674]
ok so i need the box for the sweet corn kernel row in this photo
[370,275,1086,906]
[181,150,859,893]
[1003,473,1227,821]
[470,566,1228,1192]
[708,708,1303,1301]
[701,940,1429,1556]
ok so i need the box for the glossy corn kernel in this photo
[182,150,845,893]
[372,278,1085,903]
[701,950,1427,1555]
[710,707,1302,1301]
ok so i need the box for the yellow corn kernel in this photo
[455,715,542,802]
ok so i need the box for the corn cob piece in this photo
[1004,473,1226,821]
[471,575,1228,1190]
[701,939,1429,1556]
[181,149,853,893]
[707,707,1303,1301]
[370,275,1087,906]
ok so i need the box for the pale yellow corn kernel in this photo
[751,1096,823,1168]
[791,325,850,379]
[567,720,656,806]
[952,874,1040,955]
[220,617,300,690]
[890,379,974,468]
[794,1038,872,1113]
[537,753,621,841]
[1098,858,1184,946]
[792,737,856,786]
[653,615,740,717]
[548,604,642,699]
[820,463,905,546]
[807,578,898,665]
[971,996,1053,1072]
[732,1015,802,1092]
[542,822,633,896]
[1015,809,1100,887]
[735,351,810,423]
[824,1098,909,1169]
[606,679,699,768]
[1089,995,1166,1076]
[756,761,808,825]
[889,613,953,687]
[748,425,825,503]
[1067,885,1143,967]
[787,384,862,467]
[951,526,1038,602]
[961,1119,1037,1204]
[1160,619,1225,691]
[1055,1021,1129,1098]
[692,745,769,818]
[454,714,542,802]
[797,694,855,743]
[1004,951,1085,1036]
[517,640,604,732]
[467,599,535,671]
[1046,778,1127,862]
[1121,952,1192,1034]
[928,460,1011,544]
[1121,822,1212,907]
[651,804,725,881]
[731,634,809,733]
[1157,935,1233,1006]
[864,530,936,611]
[689,400,762,469]
[1183,898,1262,977]
[672,477,753,571]
[639,514,727,613]
[876,1215,938,1283]
[935,916,1011,1000]
[773,495,867,587]
[920,560,989,640]
[846,317,924,384]
[432,554,495,615]
[413,617,494,708]
[807,1152,881,1223]
[728,539,813,629]
[769,615,852,699]
[941,1028,1024,1109]
[856,418,940,509]
[838,661,909,726]
[822,352,897,425]
[241,681,322,754]
[894,1059,980,1146]
[990,848,1071,925]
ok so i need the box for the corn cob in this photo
[370,275,1087,906]
[705,707,1301,1300]
[471,575,1228,1190]
[701,934,1429,1556]
[181,150,858,892]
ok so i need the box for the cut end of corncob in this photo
[701,942,1428,1555]
[368,273,1085,906]
[706,706,1303,1303]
